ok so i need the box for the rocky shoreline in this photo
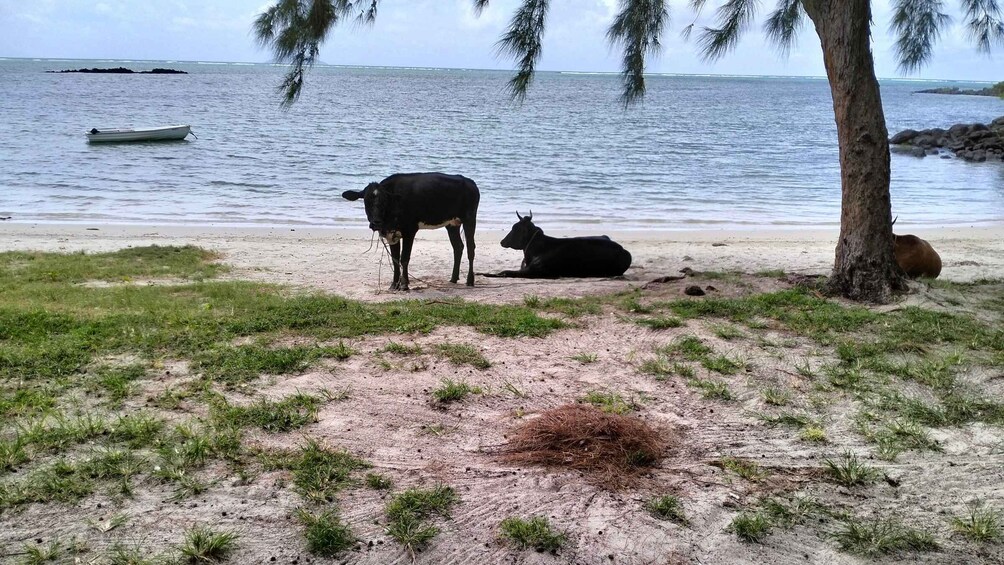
[889,116,1004,162]
[46,67,187,74]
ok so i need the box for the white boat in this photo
[86,124,193,143]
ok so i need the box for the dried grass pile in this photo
[501,404,672,487]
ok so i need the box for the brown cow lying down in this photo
[894,234,942,278]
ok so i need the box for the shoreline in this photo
[2,222,1002,302]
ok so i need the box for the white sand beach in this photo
[2,222,1002,302]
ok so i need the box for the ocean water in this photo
[1,58,1002,230]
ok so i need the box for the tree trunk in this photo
[802,0,906,303]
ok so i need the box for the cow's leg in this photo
[462,219,476,286]
[389,241,402,290]
[400,233,416,291]
[446,225,463,284]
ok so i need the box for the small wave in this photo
[208,180,274,189]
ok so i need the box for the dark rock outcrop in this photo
[889,116,1004,162]
[47,67,187,74]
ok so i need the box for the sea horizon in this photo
[2,55,996,86]
[1,57,1002,231]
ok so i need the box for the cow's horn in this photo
[527,210,533,221]
[892,215,898,226]
[516,211,522,220]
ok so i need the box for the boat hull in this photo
[86,125,191,143]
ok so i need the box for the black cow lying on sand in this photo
[342,172,480,290]
[483,212,632,278]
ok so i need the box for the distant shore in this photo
[2,223,1001,302]
[46,67,187,74]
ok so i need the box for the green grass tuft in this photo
[581,390,634,414]
[834,517,939,556]
[20,539,63,564]
[433,343,491,369]
[719,457,767,481]
[701,354,745,375]
[800,426,828,443]
[760,387,791,406]
[178,524,239,563]
[211,393,320,432]
[431,379,483,403]
[499,516,566,552]
[385,486,459,554]
[729,511,772,543]
[365,472,394,491]
[646,495,688,525]
[636,315,684,330]
[571,352,598,364]
[687,378,733,400]
[951,500,1002,542]
[824,451,878,487]
[268,440,369,503]
[298,508,355,557]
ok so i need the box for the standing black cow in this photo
[342,173,479,290]
[484,212,632,278]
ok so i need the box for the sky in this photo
[0,0,999,81]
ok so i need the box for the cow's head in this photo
[342,182,395,235]
[500,211,539,250]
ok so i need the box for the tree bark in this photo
[802,0,906,303]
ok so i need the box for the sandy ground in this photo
[1,222,1002,301]
[1,222,1003,565]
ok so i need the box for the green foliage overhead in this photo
[252,1,1004,105]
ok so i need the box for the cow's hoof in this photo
[466,281,474,287]
[450,278,459,284]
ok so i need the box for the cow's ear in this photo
[342,190,364,201]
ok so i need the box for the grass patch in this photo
[659,335,713,361]
[581,390,634,415]
[499,516,566,552]
[211,393,320,432]
[266,440,369,503]
[178,524,238,563]
[90,363,147,404]
[298,509,355,557]
[834,517,938,556]
[636,315,684,330]
[686,378,733,400]
[951,500,1002,542]
[646,495,688,525]
[196,345,351,386]
[431,379,483,403]
[701,354,745,375]
[433,343,491,369]
[0,245,223,284]
[385,486,459,555]
[0,248,566,386]
[660,288,878,338]
[20,539,63,564]
[365,472,393,490]
[800,426,828,443]
[710,323,744,340]
[824,451,878,487]
[729,511,772,543]
[760,386,791,406]
[571,352,597,364]
[718,457,767,481]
